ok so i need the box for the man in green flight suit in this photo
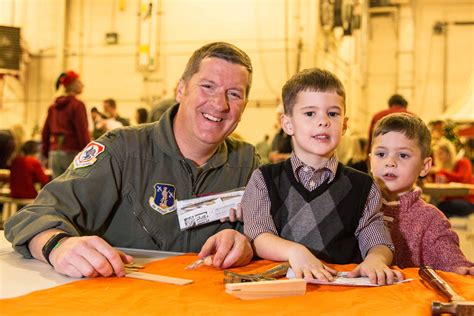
[5,42,260,278]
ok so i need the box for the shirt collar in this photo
[290,153,339,183]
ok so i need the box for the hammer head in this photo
[432,300,474,315]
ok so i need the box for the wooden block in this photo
[125,271,193,285]
[225,279,306,300]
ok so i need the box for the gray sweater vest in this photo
[260,160,373,264]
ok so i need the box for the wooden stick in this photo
[125,271,193,285]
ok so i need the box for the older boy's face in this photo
[370,131,432,200]
[281,91,347,167]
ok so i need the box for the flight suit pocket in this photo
[126,187,167,249]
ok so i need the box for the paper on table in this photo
[286,268,412,287]
[177,188,245,230]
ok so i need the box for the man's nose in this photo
[210,90,229,111]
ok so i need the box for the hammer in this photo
[419,266,474,315]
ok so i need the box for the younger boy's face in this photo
[370,131,432,200]
[281,91,347,167]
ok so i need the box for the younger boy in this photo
[242,68,402,285]
[370,113,473,275]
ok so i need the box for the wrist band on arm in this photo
[41,232,71,266]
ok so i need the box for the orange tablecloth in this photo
[1,254,473,315]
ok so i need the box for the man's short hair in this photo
[181,42,253,97]
[103,98,116,109]
[388,94,408,107]
[282,68,346,115]
[373,113,431,158]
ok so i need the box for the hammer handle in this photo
[419,266,465,301]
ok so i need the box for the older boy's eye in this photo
[304,112,315,117]
[375,152,385,158]
[328,111,340,117]
[400,153,410,159]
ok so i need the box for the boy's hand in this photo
[220,203,242,223]
[288,244,337,282]
[348,259,403,285]
[347,245,404,285]
[453,266,474,275]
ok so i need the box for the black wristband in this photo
[42,233,71,266]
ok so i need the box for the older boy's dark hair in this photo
[282,68,346,115]
[373,113,431,158]
[181,42,253,97]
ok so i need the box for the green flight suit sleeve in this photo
[4,137,124,258]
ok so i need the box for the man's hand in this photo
[198,229,253,269]
[347,245,404,285]
[287,243,337,281]
[48,235,133,278]
[29,230,133,278]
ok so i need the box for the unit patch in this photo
[73,141,105,169]
[149,183,177,215]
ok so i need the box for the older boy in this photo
[370,113,473,275]
[242,68,402,285]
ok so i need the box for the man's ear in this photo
[281,114,294,136]
[419,156,433,177]
[342,117,349,135]
[175,79,185,102]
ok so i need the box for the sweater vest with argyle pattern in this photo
[260,160,373,264]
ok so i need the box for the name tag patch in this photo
[73,141,105,169]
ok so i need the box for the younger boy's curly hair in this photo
[373,113,432,159]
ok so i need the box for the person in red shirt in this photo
[367,94,411,152]
[431,139,474,217]
[10,141,49,199]
[42,71,90,178]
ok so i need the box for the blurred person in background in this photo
[42,71,90,178]
[268,104,292,163]
[0,124,25,169]
[135,108,149,124]
[255,134,271,164]
[368,94,411,151]
[10,140,49,199]
[346,136,369,173]
[90,107,107,140]
[103,98,130,126]
[431,139,474,217]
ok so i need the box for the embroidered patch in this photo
[73,141,105,169]
[149,183,177,215]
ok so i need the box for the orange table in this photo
[1,254,473,315]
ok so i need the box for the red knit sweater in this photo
[382,189,472,272]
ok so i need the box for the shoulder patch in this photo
[73,141,106,169]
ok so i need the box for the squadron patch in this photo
[149,183,177,215]
[73,141,105,169]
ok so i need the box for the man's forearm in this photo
[28,228,67,263]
